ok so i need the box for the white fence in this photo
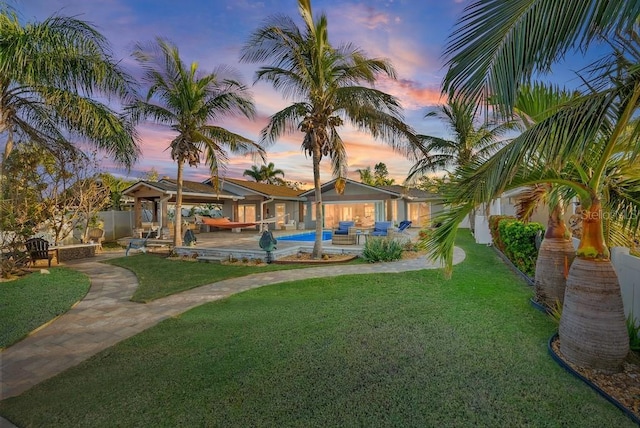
[610,247,640,320]
[97,210,134,241]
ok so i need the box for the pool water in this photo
[278,231,332,241]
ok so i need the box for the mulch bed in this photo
[550,336,640,422]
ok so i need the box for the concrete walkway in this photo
[0,247,465,403]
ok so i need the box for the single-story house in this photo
[300,178,444,230]
[202,177,307,229]
[122,177,307,235]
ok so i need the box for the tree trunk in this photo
[174,161,184,247]
[558,198,629,372]
[534,238,575,308]
[311,145,323,259]
[534,204,575,308]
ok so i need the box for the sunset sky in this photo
[15,0,598,186]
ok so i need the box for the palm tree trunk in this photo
[311,145,323,259]
[534,204,575,308]
[174,161,184,247]
[558,198,629,372]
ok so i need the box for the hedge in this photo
[489,215,544,277]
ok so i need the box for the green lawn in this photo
[0,233,634,427]
[106,254,322,302]
[0,268,90,349]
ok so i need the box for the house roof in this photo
[207,177,307,200]
[298,178,400,197]
[379,185,441,201]
[123,179,242,200]
[298,178,441,201]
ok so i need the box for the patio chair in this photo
[25,237,53,267]
[370,221,393,237]
[87,228,105,250]
[332,221,356,245]
[333,221,354,236]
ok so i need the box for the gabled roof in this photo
[298,177,401,197]
[204,177,307,200]
[379,185,441,201]
[123,179,242,200]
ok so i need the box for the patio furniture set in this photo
[331,220,412,245]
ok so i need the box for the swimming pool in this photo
[277,231,332,241]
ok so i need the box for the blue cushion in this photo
[371,221,392,236]
[335,221,354,235]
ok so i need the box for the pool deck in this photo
[123,228,418,262]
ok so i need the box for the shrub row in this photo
[489,215,544,277]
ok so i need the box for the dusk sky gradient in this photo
[15,0,599,186]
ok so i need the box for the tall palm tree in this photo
[243,162,286,185]
[407,99,511,178]
[241,0,419,258]
[430,32,640,371]
[407,98,512,232]
[129,38,264,246]
[0,7,138,165]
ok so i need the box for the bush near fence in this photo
[489,216,544,278]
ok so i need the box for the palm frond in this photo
[443,0,640,110]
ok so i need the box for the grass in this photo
[0,232,634,427]
[106,254,323,303]
[0,268,90,349]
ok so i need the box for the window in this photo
[238,204,256,222]
[275,203,286,227]
[408,202,430,227]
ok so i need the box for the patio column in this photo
[134,197,142,228]
[232,200,239,221]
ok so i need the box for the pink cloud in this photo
[377,76,445,110]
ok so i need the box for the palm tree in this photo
[407,99,511,178]
[240,0,419,258]
[512,83,579,309]
[430,32,640,371]
[0,7,138,165]
[129,38,264,246]
[442,0,639,111]
[243,162,286,185]
[408,99,512,231]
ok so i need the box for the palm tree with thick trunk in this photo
[240,0,419,258]
[438,0,640,372]
[129,38,263,246]
[0,7,139,165]
[431,33,640,371]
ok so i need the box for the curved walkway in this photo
[0,248,465,401]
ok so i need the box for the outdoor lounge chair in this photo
[332,221,356,245]
[25,237,53,267]
[370,221,393,237]
[396,220,412,233]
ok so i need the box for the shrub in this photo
[362,237,403,263]
[499,220,545,277]
[627,313,640,351]
[488,215,516,251]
